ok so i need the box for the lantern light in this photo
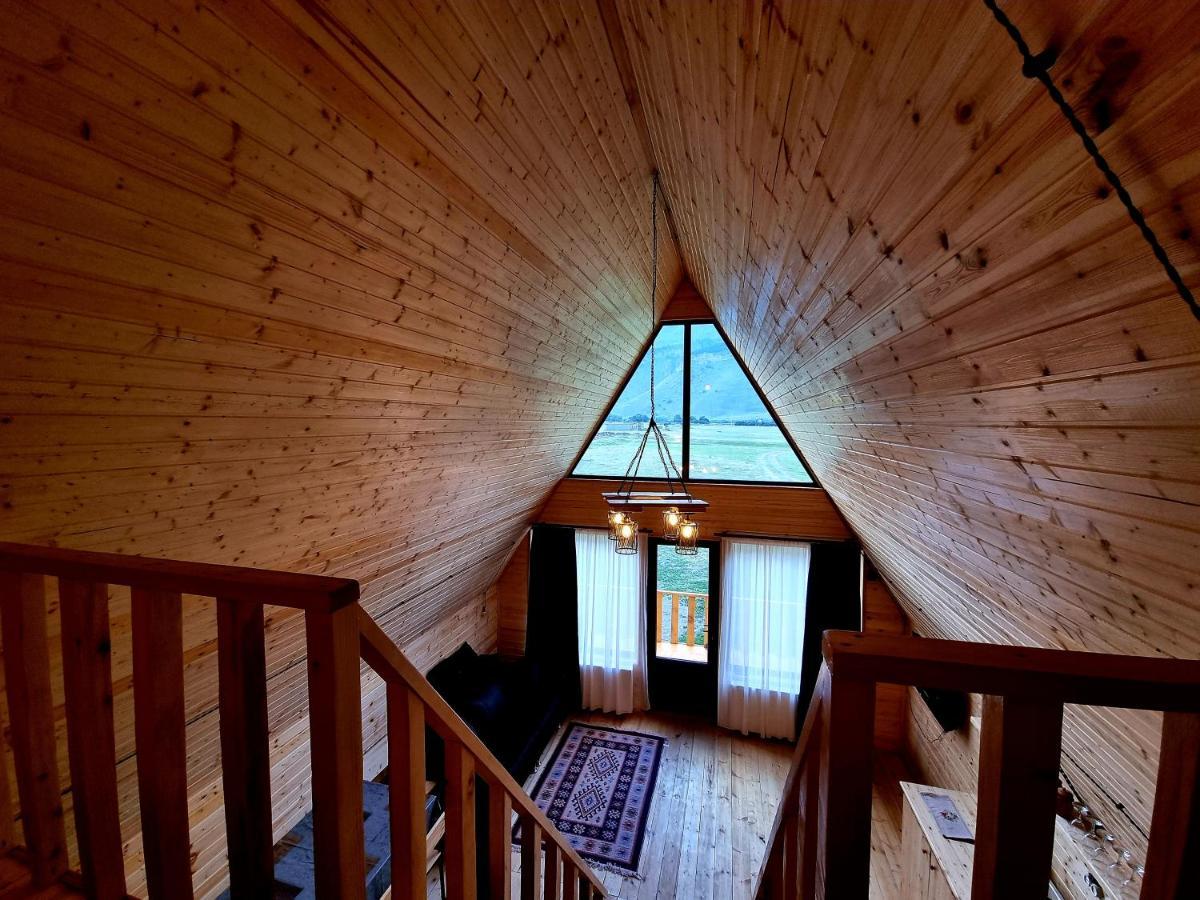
[607,508,628,541]
[662,506,681,540]
[675,517,699,555]
[615,518,639,554]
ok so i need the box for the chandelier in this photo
[604,173,706,554]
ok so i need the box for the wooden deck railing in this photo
[0,542,606,900]
[655,589,708,648]
[754,631,1200,900]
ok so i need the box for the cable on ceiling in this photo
[982,0,1199,322]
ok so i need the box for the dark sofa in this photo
[422,643,573,897]
[426,642,573,784]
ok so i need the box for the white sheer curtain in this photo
[576,528,649,714]
[718,537,811,740]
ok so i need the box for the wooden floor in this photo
[0,854,83,899]
[425,710,913,900]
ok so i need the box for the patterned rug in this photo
[518,722,666,875]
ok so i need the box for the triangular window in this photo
[572,322,813,485]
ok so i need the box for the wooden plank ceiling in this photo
[1,0,1198,888]
[613,0,1200,862]
[0,0,677,893]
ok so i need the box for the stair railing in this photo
[754,630,1200,900]
[0,542,606,900]
[360,611,607,900]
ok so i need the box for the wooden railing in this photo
[655,589,708,648]
[360,613,606,900]
[0,542,605,900]
[754,631,1200,900]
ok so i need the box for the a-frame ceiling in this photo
[617,0,1200,661]
[610,0,1200,854]
[1,0,1198,881]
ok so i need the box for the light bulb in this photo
[662,506,681,540]
[675,517,699,555]
[608,508,627,540]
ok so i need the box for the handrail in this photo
[754,630,1200,900]
[757,665,829,896]
[0,541,358,610]
[360,611,608,898]
[0,543,365,899]
[0,542,604,900]
[824,630,1200,710]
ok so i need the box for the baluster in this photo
[816,673,874,900]
[58,579,126,899]
[702,596,708,647]
[670,594,679,644]
[305,605,366,899]
[971,695,1064,899]
[131,588,193,899]
[765,842,783,898]
[1142,711,1200,898]
[797,737,821,896]
[0,723,10,853]
[390,682,427,900]
[562,861,579,900]
[0,572,66,884]
[782,813,799,899]
[686,596,696,646]
[487,779,512,900]
[216,598,274,897]
[655,591,663,645]
[545,842,561,900]
[446,740,478,900]
[520,814,542,900]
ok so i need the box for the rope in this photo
[649,171,659,418]
[981,0,1198,322]
[615,172,691,502]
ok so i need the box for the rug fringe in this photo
[588,860,644,879]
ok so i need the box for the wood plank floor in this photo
[425,709,913,899]
[0,854,84,899]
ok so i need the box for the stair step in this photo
[218,782,393,900]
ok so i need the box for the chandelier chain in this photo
[649,171,659,419]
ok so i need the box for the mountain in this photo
[607,323,771,423]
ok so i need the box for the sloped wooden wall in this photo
[0,0,678,893]
[615,0,1200,869]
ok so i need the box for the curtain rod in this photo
[715,530,852,545]
[537,523,854,545]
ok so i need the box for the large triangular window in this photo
[573,322,814,485]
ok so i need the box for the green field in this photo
[574,422,810,483]
[656,545,710,645]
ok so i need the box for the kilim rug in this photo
[517,722,665,875]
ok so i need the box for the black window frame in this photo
[569,318,819,487]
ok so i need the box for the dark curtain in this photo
[525,523,581,709]
[797,540,862,722]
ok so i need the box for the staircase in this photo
[754,631,1200,899]
[0,542,606,900]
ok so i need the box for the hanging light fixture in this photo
[662,506,681,541]
[614,517,639,554]
[607,508,628,541]
[675,517,699,555]
[603,173,706,553]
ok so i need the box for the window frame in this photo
[569,318,819,486]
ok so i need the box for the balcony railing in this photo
[655,589,708,662]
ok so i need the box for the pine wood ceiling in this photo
[0,0,1198,882]
[614,0,1200,855]
[0,0,680,636]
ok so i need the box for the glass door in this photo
[646,538,720,718]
